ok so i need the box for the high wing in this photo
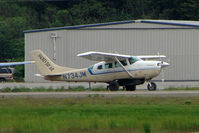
[77,51,131,61]
[0,61,34,67]
[77,51,166,61]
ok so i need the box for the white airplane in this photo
[0,61,34,67]
[31,49,169,91]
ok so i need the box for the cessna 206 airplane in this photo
[31,49,169,91]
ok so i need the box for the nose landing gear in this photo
[147,82,157,91]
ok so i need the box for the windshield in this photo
[88,65,94,70]
[128,56,140,64]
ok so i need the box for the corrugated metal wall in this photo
[25,23,199,82]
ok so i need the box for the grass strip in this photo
[165,87,199,91]
[0,97,198,133]
[2,86,199,92]
[0,86,107,92]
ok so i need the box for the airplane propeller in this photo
[157,52,170,89]
[157,52,165,89]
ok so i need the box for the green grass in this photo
[0,97,198,133]
[0,86,108,92]
[165,87,199,90]
[2,86,199,93]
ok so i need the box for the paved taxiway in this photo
[0,91,199,98]
[1,81,199,89]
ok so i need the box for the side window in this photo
[7,69,12,73]
[120,60,127,66]
[115,61,121,68]
[105,63,113,69]
[97,65,103,70]
[0,69,10,74]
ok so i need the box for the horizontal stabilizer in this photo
[34,74,43,77]
[0,61,34,67]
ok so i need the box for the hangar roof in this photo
[24,20,199,33]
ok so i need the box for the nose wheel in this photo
[147,82,157,91]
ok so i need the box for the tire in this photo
[147,82,157,91]
[125,85,136,91]
[108,81,119,91]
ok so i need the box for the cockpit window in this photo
[105,63,113,69]
[97,65,103,70]
[120,60,127,66]
[128,57,140,64]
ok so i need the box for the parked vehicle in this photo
[0,68,14,82]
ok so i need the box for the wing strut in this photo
[114,57,134,78]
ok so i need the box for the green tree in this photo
[1,0,199,81]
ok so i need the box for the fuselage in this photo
[45,59,163,82]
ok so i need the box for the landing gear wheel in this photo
[108,81,119,91]
[147,82,157,91]
[125,85,136,91]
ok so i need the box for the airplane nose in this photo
[161,62,170,68]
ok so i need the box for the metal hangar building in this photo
[24,20,199,82]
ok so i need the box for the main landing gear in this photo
[107,80,138,91]
[107,81,119,91]
[107,80,157,91]
[107,82,136,91]
[125,85,136,91]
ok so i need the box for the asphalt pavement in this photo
[0,91,199,98]
[0,82,199,98]
[1,81,199,90]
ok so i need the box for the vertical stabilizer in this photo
[31,49,75,75]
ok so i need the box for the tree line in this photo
[0,0,199,79]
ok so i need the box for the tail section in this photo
[31,49,75,75]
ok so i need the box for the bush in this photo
[185,100,192,105]
[1,87,11,92]
[32,87,46,92]
[12,87,31,92]
[68,86,85,91]
[56,86,66,92]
